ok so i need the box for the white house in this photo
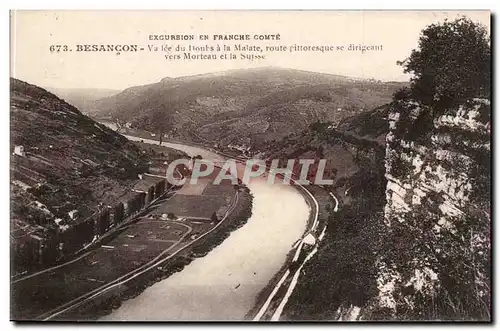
[303,233,317,246]
[13,145,25,157]
[68,209,79,220]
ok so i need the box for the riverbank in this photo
[280,167,386,321]
[91,126,312,321]
[11,134,255,320]
[96,135,309,320]
[246,185,334,320]
[59,188,253,320]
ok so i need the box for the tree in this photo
[397,17,490,108]
[309,121,330,135]
[149,106,174,146]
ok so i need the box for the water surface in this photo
[101,132,309,320]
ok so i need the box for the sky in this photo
[10,10,490,90]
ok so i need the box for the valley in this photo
[11,50,490,321]
[10,68,400,321]
[10,11,491,323]
[82,67,405,150]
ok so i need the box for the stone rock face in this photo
[378,98,491,319]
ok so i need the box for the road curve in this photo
[39,191,239,320]
[11,186,177,285]
[253,186,339,321]
[89,128,316,321]
[166,139,327,322]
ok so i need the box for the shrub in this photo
[398,17,490,109]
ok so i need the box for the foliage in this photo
[397,17,490,109]
[285,153,386,320]
[309,121,331,135]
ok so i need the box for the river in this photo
[100,131,310,321]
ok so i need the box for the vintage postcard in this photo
[9,10,491,321]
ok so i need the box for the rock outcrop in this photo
[377,98,491,319]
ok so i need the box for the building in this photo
[13,145,25,157]
[68,209,79,220]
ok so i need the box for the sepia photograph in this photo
[9,10,491,322]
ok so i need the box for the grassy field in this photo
[52,186,253,321]
[11,160,252,320]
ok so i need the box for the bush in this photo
[398,17,490,109]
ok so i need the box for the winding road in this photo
[11,186,177,285]
[18,127,330,321]
[115,133,338,321]
[252,178,340,321]
[38,189,240,320]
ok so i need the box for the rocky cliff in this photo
[376,98,491,319]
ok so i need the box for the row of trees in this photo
[14,178,171,268]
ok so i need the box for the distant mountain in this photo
[46,87,120,114]
[11,78,149,268]
[91,67,406,148]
